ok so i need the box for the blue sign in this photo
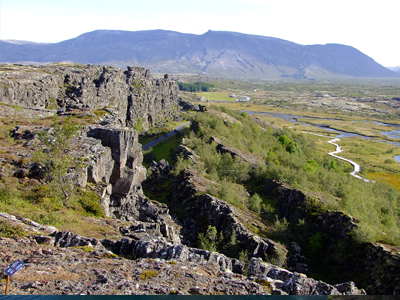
[5,259,24,277]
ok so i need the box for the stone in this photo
[210,136,265,166]
[0,64,180,131]
[169,168,285,262]
[149,159,172,176]
[178,99,201,111]
[248,258,364,295]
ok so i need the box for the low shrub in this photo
[140,270,159,280]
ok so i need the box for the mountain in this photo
[388,66,400,74]
[1,29,398,79]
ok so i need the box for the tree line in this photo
[177,81,214,92]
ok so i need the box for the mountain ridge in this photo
[1,29,398,79]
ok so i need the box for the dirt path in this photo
[303,132,374,183]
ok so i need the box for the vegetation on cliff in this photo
[1,65,400,294]
[173,106,400,245]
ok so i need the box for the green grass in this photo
[139,120,190,145]
[0,219,31,238]
[142,128,189,167]
[0,174,119,238]
[193,92,236,101]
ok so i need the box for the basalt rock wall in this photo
[364,243,400,295]
[168,168,284,263]
[264,178,400,295]
[0,64,180,131]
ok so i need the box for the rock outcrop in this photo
[62,125,180,243]
[264,178,320,222]
[210,136,265,166]
[0,212,365,295]
[149,159,172,176]
[0,235,263,295]
[0,64,180,131]
[264,179,360,240]
[169,169,285,263]
[263,178,400,295]
[84,125,146,219]
[178,99,202,112]
[364,243,400,295]
[264,179,358,238]
[248,258,366,295]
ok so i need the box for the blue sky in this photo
[1,0,399,67]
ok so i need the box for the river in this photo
[245,111,400,161]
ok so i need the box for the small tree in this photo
[198,225,218,252]
[34,117,82,206]
[248,193,262,214]
[222,230,239,258]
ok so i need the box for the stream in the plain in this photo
[245,111,400,162]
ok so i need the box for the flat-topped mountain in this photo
[1,29,398,79]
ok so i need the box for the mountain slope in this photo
[388,66,400,74]
[1,29,398,78]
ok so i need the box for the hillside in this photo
[388,66,400,74]
[1,64,400,295]
[1,30,398,79]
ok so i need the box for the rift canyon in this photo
[0,29,400,296]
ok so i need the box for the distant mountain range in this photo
[1,29,398,79]
[388,66,400,74]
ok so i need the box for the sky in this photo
[0,0,399,67]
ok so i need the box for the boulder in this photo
[248,258,365,295]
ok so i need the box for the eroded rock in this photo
[169,169,285,263]
[248,258,366,295]
[0,64,180,131]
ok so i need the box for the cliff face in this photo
[0,63,181,239]
[0,64,180,131]
[0,212,366,295]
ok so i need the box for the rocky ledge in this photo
[0,64,180,131]
[0,212,366,295]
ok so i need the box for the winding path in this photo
[303,132,374,183]
[142,122,191,151]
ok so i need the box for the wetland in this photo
[181,78,400,190]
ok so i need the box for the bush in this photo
[248,193,262,214]
[198,225,218,252]
[384,158,396,164]
[134,117,143,133]
[140,270,159,280]
[0,220,29,238]
[143,151,157,164]
[76,189,103,217]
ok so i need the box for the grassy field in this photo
[297,118,400,140]
[181,78,400,194]
[245,110,400,191]
[139,120,190,145]
[192,92,236,102]
[142,128,190,168]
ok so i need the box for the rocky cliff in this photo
[0,63,183,244]
[0,63,396,295]
[0,64,180,131]
[168,168,284,263]
[0,212,366,295]
[264,178,400,295]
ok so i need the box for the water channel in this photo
[245,111,400,162]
